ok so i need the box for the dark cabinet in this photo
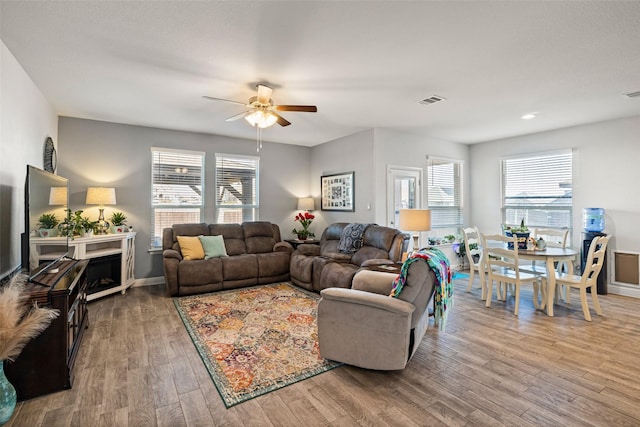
[581,232,608,295]
[5,259,89,400]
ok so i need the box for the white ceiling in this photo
[2,1,640,147]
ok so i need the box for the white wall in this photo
[470,115,640,293]
[0,40,58,279]
[57,117,311,279]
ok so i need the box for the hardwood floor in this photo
[7,276,640,426]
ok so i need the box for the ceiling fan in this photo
[203,84,317,129]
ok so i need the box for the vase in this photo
[297,235,307,241]
[0,360,17,425]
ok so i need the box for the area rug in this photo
[173,282,342,407]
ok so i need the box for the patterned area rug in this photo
[173,282,342,408]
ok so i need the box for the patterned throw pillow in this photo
[198,235,228,259]
[176,236,205,260]
[338,223,372,254]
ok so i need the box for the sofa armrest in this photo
[360,258,395,267]
[274,241,293,255]
[295,244,321,256]
[352,270,397,296]
[163,248,183,261]
[320,288,415,316]
[321,252,352,262]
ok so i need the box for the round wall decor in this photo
[43,137,57,173]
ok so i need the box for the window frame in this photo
[426,156,464,229]
[215,153,260,224]
[150,147,205,249]
[500,149,573,230]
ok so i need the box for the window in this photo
[215,153,259,224]
[427,156,463,230]
[501,150,572,229]
[150,148,204,248]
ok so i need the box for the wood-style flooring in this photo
[6,276,640,426]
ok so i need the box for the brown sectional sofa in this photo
[290,223,410,292]
[162,222,292,296]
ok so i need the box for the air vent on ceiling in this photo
[418,95,446,105]
[624,91,640,98]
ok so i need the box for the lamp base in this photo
[412,234,420,252]
[96,208,110,234]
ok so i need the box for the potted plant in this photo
[58,209,86,239]
[80,216,99,237]
[110,211,127,233]
[504,218,530,250]
[444,234,456,243]
[292,211,315,240]
[36,213,59,237]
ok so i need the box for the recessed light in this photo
[521,112,538,120]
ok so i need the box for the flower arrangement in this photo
[0,276,60,362]
[292,211,315,239]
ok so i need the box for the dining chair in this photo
[462,226,486,298]
[554,235,610,321]
[482,233,541,316]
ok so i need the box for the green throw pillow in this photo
[199,235,228,259]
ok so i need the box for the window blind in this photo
[150,148,204,248]
[427,157,463,228]
[501,151,572,228]
[215,154,259,224]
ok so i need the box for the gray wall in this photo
[0,40,58,279]
[57,117,311,279]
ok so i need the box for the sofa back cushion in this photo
[244,221,279,254]
[320,223,348,255]
[166,223,209,251]
[209,223,246,256]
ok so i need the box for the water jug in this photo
[583,208,604,232]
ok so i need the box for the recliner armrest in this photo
[320,288,415,316]
[163,249,183,261]
[274,241,293,255]
[294,244,321,256]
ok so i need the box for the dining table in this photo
[518,247,579,316]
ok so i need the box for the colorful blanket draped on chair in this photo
[390,247,453,330]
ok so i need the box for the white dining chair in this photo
[482,233,541,316]
[554,235,610,321]
[462,226,486,299]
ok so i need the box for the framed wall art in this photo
[321,171,355,211]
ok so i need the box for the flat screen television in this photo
[24,165,70,281]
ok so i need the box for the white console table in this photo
[30,232,136,301]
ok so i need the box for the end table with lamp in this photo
[399,209,431,253]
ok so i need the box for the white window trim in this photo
[426,155,464,229]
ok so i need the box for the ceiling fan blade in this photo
[202,95,248,106]
[256,85,273,104]
[225,111,251,122]
[274,105,317,112]
[272,112,291,127]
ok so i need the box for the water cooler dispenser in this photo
[581,208,607,294]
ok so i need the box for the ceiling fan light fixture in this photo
[245,110,278,128]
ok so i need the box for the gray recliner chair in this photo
[317,260,436,370]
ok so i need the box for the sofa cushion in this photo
[244,221,277,254]
[169,223,209,251]
[176,236,205,260]
[199,235,228,259]
[338,223,372,254]
[210,223,246,256]
[178,258,223,285]
[221,254,258,280]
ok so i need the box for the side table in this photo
[285,239,321,249]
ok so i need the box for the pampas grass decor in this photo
[0,276,60,362]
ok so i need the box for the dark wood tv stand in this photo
[5,259,89,401]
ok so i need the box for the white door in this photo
[386,166,422,229]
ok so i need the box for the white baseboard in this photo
[608,283,640,299]
[133,276,164,287]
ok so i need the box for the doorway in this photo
[386,166,422,229]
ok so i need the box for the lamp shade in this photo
[49,186,68,205]
[86,187,116,206]
[245,110,278,128]
[399,209,431,232]
[297,197,315,211]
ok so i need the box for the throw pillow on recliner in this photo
[338,223,373,254]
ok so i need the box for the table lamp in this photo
[49,187,67,206]
[86,187,116,234]
[297,197,315,212]
[399,209,431,253]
